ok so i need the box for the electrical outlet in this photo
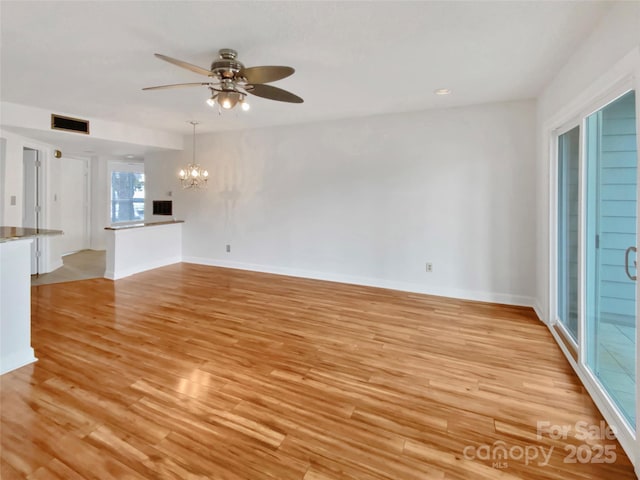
[226,244,231,253]
[425,263,433,273]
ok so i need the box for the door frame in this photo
[552,120,582,355]
[546,58,640,468]
[20,139,57,273]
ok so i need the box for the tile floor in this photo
[31,249,106,286]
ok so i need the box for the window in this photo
[110,163,144,224]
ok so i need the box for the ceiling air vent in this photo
[51,114,90,135]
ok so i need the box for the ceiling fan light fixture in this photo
[218,91,240,110]
[145,49,303,111]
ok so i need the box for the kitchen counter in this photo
[104,220,183,280]
[1,226,63,375]
[0,226,63,243]
[104,219,183,231]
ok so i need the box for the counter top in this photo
[0,226,63,243]
[104,220,184,231]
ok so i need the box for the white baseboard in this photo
[41,258,63,274]
[183,256,536,308]
[532,300,547,324]
[104,256,182,280]
[1,348,37,375]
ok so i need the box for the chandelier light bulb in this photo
[191,168,199,178]
[203,170,209,178]
[179,169,186,179]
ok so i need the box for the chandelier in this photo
[179,121,208,189]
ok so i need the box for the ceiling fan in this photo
[143,48,303,111]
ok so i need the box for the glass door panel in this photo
[585,90,637,427]
[557,126,581,341]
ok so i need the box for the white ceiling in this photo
[1,1,610,136]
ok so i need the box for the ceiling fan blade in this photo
[142,82,210,91]
[242,66,294,84]
[154,53,211,76]
[247,84,303,103]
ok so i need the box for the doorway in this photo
[555,88,638,438]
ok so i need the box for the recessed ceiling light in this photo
[125,154,135,159]
[434,88,451,96]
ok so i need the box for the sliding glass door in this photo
[556,89,638,432]
[585,91,637,426]
[557,126,581,342]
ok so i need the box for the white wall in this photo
[146,100,537,305]
[0,129,64,271]
[536,2,640,321]
[1,130,29,226]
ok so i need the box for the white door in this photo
[59,157,89,254]
[22,148,40,274]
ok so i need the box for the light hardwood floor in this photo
[1,263,636,479]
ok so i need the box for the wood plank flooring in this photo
[1,263,636,479]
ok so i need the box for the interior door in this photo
[22,148,40,274]
[59,157,89,254]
